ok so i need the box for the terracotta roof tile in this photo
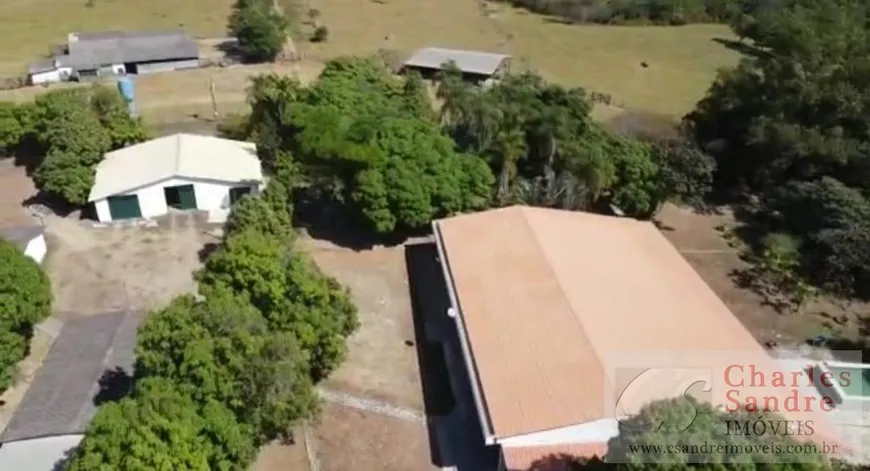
[435,206,844,445]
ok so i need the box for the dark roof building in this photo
[65,29,199,70]
[0,310,144,443]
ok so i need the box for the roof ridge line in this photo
[518,207,612,403]
[174,133,183,174]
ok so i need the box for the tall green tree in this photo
[135,291,318,442]
[230,0,289,63]
[67,378,257,471]
[246,56,495,234]
[685,0,870,297]
[0,235,51,393]
[606,397,833,471]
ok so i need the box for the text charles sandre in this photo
[722,364,849,413]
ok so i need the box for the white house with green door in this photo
[88,133,264,222]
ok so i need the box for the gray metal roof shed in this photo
[0,311,144,443]
[65,29,199,70]
[403,47,511,76]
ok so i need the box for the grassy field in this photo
[0,0,234,76]
[300,0,742,116]
[1,0,741,118]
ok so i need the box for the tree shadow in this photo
[215,39,244,64]
[93,366,133,406]
[603,110,679,140]
[545,16,576,25]
[291,186,415,251]
[405,242,455,468]
[51,445,79,471]
[21,191,81,219]
[198,242,220,262]
[652,219,675,232]
[712,37,770,60]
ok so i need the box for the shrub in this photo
[311,26,329,42]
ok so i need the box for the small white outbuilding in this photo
[88,133,264,222]
[0,225,47,264]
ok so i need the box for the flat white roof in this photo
[404,47,510,76]
[88,133,263,202]
[0,434,84,471]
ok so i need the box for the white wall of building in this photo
[497,418,618,447]
[0,434,84,471]
[29,67,73,85]
[136,59,201,75]
[93,176,262,222]
[24,234,47,264]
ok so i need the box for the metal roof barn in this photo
[0,311,143,443]
[65,29,199,70]
[403,47,510,76]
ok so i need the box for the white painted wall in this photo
[24,234,47,264]
[136,59,201,75]
[498,418,619,448]
[29,67,72,85]
[0,434,84,471]
[93,176,262,222]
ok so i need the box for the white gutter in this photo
[432,221,497,445]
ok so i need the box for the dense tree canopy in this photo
[606,397,833,470]
[0,236,52,392]
[686,0,870,298]
[229,0,289,63]
[438,65,713,218]
[245,57,495,233]
[67,378,256,471]
[135,291,318,442]
[1,86,148,205]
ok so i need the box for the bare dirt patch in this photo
[0,160,38,227]
[301,240,423,410]
[656,203,870,347]
[315,403,436,471]
[249,438,310,471]
[0,62,325,125]
[42,211,215,315]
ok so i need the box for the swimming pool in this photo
[817,361,870,403]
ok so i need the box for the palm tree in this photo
[490,106,528,203]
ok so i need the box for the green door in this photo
[176,184,197,210]
[107,195,142,220]
[229,186,252,205]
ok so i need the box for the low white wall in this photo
[25,234,47,264]
[93,176,261,222]
[30,70,61,85]
[498,418,619,447]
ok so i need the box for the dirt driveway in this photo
[41,211,217,314]
[301,239,424,411]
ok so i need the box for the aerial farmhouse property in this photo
[402,47,511,84]
[28,29,200,85]
[88,133,264,222]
